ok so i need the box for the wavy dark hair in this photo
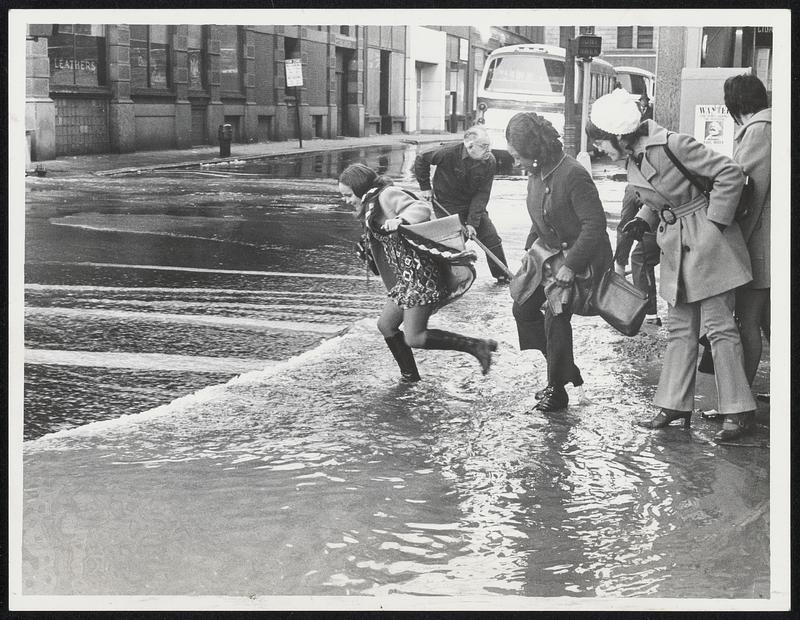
[505,113,563,166]
[724,74,768,122]
[338,163,393,199]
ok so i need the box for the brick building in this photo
[25,23,538,161]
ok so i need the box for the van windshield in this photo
[617,73,648,97]
[483,55,565,94]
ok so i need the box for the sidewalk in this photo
[31,132,461,178]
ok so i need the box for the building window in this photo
[637,26,654,49]
[579,26,595,35]
[187,25,204,91]
[617,26,633,49]
[340,26,350,36]
[219,25,242,93]
[48,24,106,87]
[130,25,170,89]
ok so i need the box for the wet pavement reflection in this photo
[21,142,770,599]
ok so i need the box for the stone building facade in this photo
[25,23,539,161]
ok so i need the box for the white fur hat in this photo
[589,88,642,136]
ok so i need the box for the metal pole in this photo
[296,86,303,148]
[430,196,513,279]
[580,58,592,154]
[576,58,593,174]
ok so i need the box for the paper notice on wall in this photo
[694,104,735,158]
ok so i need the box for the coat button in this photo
[659,226,664,232]
[545,187,551,194]
[683,245,690,252]
[561,242,569,249]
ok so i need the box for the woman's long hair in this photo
[505,112,563,167]
[339,163,393,219]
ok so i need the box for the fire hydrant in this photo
[218,123,232,158]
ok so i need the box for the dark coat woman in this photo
[586,87,756,441]
[506,113,612,412]
[338,163,497,381]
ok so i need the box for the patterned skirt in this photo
[373,230,447,308]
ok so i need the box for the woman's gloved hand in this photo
[621,217,651,241]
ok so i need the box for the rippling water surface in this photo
[21,145,770,600]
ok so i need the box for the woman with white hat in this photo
[339,163,497,381]
[586,88,756,441]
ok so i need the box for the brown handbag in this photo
[592,269,649,336]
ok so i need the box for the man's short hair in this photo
[464,126,489,142]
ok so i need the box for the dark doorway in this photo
[379,50,391,134]
[335,48,353,136]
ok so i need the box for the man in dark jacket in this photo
[414,126,510,283]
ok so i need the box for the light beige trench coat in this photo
[628,121,752,306]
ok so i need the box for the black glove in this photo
[620,217,651,242]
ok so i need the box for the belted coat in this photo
[628,120,752,306]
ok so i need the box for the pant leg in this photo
[654,300,700,411]
[543,305,575,387]
[475,213,509,279]
[703,291,757,413]
[512,286,547,352]
[631,232,658,315]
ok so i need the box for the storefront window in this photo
[187,25,204,90]
[130,25,170,89]
[219,26,242,93]
[49,24,106,87]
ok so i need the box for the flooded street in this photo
[20,143,771,600]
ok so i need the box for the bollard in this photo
[218,123,232,158]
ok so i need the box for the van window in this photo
[483,55,565,94]
[617,73,648,97]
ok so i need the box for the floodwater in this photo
[19,144,770,600]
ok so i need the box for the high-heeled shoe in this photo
[638,408,692,429]
[715,411,756,442]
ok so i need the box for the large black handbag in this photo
[592,269,649,337]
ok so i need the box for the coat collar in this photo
[734,108,771,141]
[539,153,567,181]
[630,120,668,182]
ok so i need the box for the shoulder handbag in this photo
[593,269,649,337]
[662,133,752,221]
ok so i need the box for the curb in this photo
[92,135,459,177]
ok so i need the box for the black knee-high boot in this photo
[384,331,421,382]
[423,328,497,375]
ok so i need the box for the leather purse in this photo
[592,269,649,336]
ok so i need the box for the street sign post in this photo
[285,59,304,148]
[572,36,602,174]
